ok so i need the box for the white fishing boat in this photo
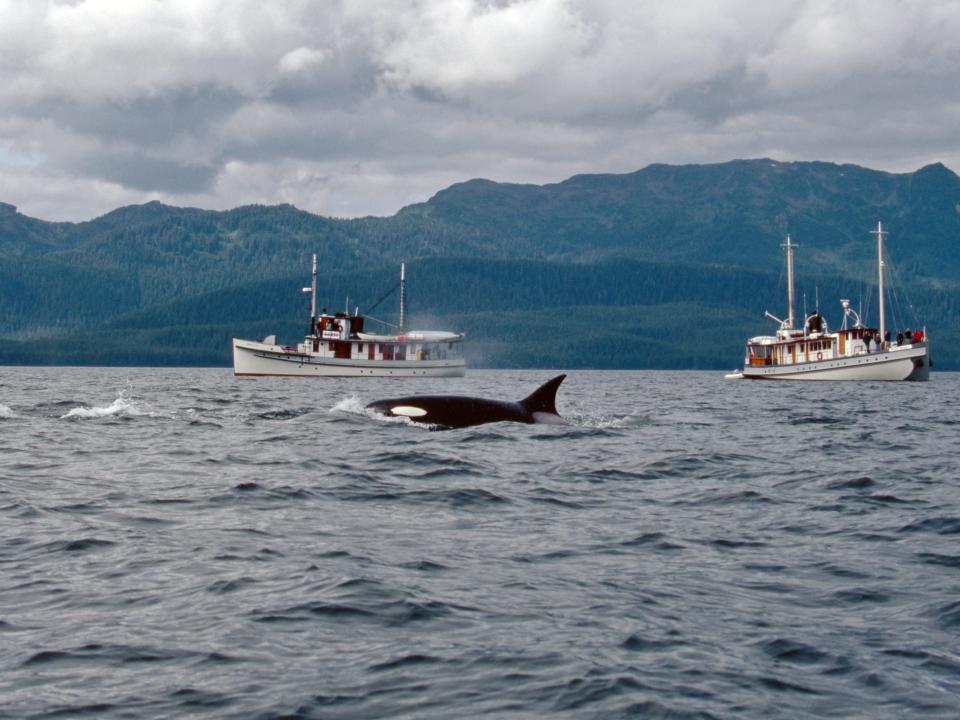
[233,257,466,377]
[734,222,930,381]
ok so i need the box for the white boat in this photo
[233,257,466,377]
[734,222,930,381]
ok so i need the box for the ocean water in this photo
[1,367,958,719]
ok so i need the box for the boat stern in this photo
[905,339,931,381]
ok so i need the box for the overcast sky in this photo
[1,0,958,222]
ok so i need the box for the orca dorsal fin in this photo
[519,374,566,416]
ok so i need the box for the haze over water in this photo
[2,368,958,719]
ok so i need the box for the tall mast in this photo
[399,262,406,332]
[872,221,886,343]
[310,253,318,321]
[782,235,797,329]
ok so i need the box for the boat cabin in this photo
[294,310,464,364]
[746,311,884,368]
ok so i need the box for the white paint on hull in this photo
[742,345,929,381]
[232,339,466,377]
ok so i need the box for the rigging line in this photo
[882,251,904,331]
[364,314,400,330]
[865,246,881,328]
[886,251,922,329]
[365,281,401,314]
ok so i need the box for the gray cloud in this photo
[78,153,219,194]
[39,85,247,146]
[0,0,958,221]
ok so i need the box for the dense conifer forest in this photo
[1,159,958,369]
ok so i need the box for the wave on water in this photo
[330,395,417,426]
[565,411,643,429]
[330,394,369,416]
[61,393,148,420]
[0,403,14,419]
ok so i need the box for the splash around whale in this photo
[366,375,567,429]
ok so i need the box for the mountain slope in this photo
[1,158,958,367]
[2,257,954,369]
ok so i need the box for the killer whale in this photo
[366,375,567,429]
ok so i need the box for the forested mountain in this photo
[1,159,958,369]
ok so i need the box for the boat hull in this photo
[741,343,929,381]
[232,338,466,377]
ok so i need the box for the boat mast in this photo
[399,262,406,332]
[872,222,886,343]
[310,253,318,321]
[303,254,318,333]
[782,235,797,329]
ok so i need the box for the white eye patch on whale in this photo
[366,375,567,429]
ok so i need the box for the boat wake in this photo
[61,393,148,420]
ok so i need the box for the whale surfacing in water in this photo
[366,375,567,429]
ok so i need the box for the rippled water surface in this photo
[2,368,959,719]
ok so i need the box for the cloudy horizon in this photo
[1,0,958,222]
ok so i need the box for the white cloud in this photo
[278,46,327,74]
[376,0,592,93]
[0,0,957,221]
[746,1,960,97]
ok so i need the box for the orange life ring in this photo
[816,352,823,361]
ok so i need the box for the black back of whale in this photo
[366,375,567,428]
